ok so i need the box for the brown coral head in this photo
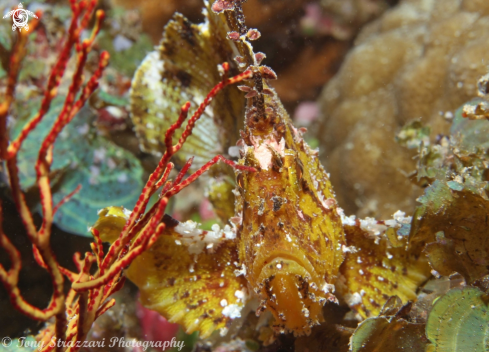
[257,257,326,335]
[211,0,235,13]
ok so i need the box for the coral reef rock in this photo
[316,0,489,218]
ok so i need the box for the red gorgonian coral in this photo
[0,1,255,350]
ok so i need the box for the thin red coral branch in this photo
[167,155,256,198]
[73,196,170,291]
[168,157,194,190]
[32,244,47,269]
[154,161,175,191]
[173,68,253,154]
[0,2,115,351]
[0,12,41,159]
[95,298,116,319]
[74,67,255,293]
[129,197,170,252]
[101,69,253,269]
[37,19,108,242]
[91,228,105,266]
[53,185,82,215]
[0,212,53,320]
[6,4,101,159]
[164,101,191,153]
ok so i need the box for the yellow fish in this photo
[95,0,431,339]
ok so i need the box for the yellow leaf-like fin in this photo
[126,221,248,338]
[337,219,431,318]
[130,2,244,169]
[92,209,248,338]
[92,206,131,243]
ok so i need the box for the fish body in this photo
[235,84,345,334]
[95,0,432,340]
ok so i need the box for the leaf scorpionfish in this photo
[94,0,432,341]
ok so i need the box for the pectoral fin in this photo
[125,225,247,338]
[338,223,431,318]
[93,208,247,338]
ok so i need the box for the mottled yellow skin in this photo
[98,1,434,341]
[338,225,431,318]
[93,206,130,243]
[206,176,236,222]
[93,208,248,338]
[93,83,432,338]
[126,233,247,338]
[235,90,345,334]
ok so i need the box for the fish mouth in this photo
[257,256,314,284]
[255,256,326,334]
[255,251,318,284]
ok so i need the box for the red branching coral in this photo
[0,1,255,350]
